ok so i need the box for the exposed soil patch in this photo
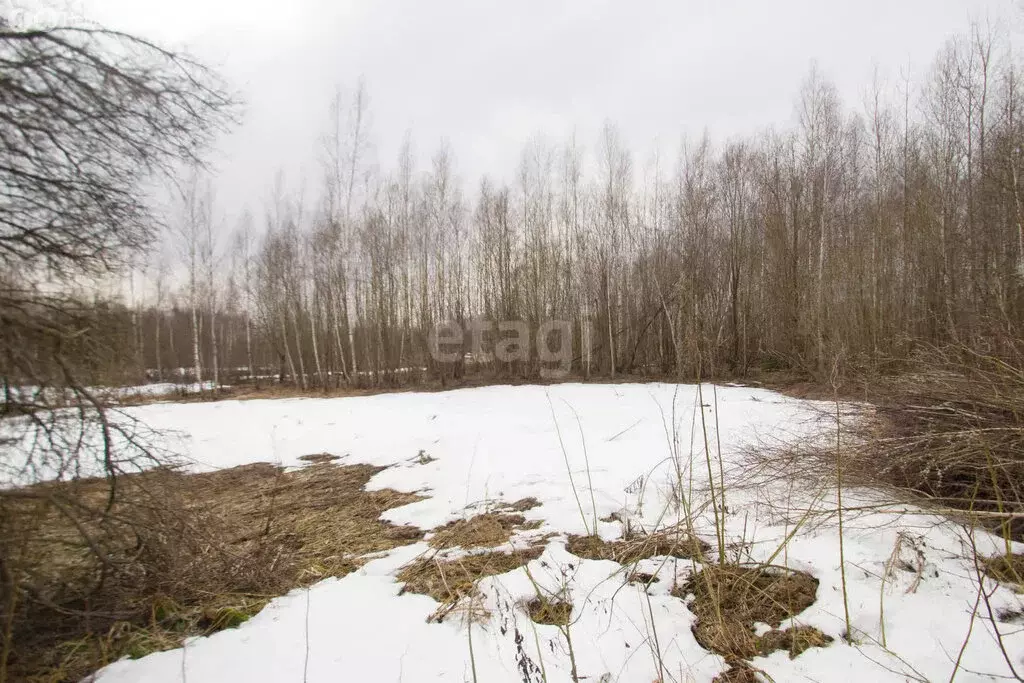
[567,531,707,564]
[526,597,572,626]
[397,547,544,606]
[7,461,424,682]
[675,564,827,661]
[429,513,540,549]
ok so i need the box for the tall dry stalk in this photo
[832,358,852,639]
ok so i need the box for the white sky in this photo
[76,0,1022,226]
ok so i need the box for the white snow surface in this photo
[97,381,220,401]
[89,383,1024,683]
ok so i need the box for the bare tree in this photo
[200,186,221,392]
[177,172,211,388]
[231,211,257,385]
[0,17,235,679]
[797,65,842,374]
[105,22,1024,394]
[152,255,170,382]
[597,122,632,376]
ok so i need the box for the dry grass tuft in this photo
[983,553,1024,585]
[298,452,342,463]
[567,530,707,564]
[756,625,833,658]
[6,460,424,681]
[503,497,541,512]
[627,571,659,586]
[429,513,535,549]
[675,564,823,661]
[714,663,761,683]
[526,596,572,626]
[397,547,544,607]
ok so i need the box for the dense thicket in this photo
[127,25,1024,388]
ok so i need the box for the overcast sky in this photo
[77,0,1020,225]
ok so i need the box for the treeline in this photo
[128,25,1024,389]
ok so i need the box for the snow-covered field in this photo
[91,383,1023,683]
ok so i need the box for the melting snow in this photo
[91,383,1023,682]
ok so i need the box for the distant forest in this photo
[68,24,1024,388]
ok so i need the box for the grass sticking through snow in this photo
[502,497,541,512]
[566,530,708,564]
[983,553,1024,586]
[429,513,541,550]
[714,662,761,683]
[674,564,831,662]
[526,597,572,626]
[756,625,833,657]
[627,571,659,586]
[8,460,425,682]
[297,453,342,464]
[397,547,545,609]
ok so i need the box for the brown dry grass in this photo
[858,361,1024,533]
[983,553,1024,585]
[297,452,342,464]
[674,564,827,661]
[187,461,425,576]
[5,460,424,682]
[429,513,535,550]
[526,597,572,626]
[714,663,761,683]
[627,571,659,586]
[756,625,833,658]
[566,530,708,564]
[397,547,544,610]
[502,497,541,512]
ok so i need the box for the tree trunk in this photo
[191,300,202,388]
